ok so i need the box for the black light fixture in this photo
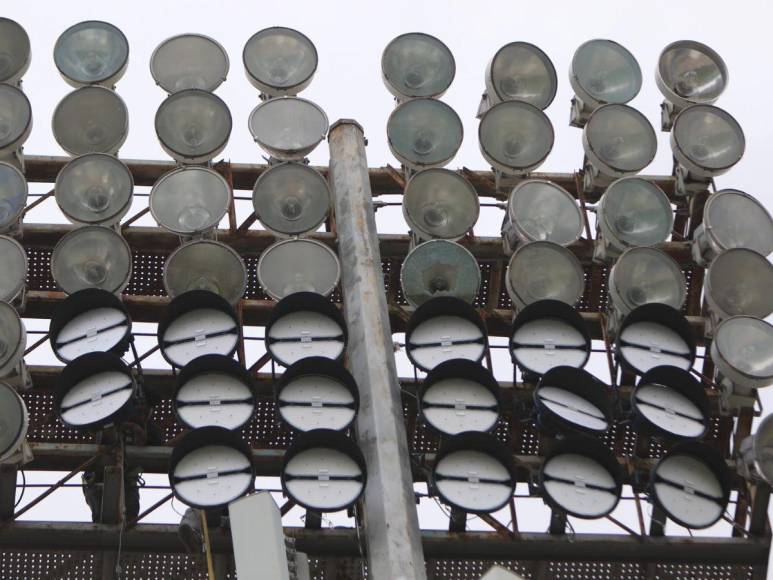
[534,367,611,437]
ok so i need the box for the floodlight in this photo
[281,429,366,512]
[150,166,230,236]
[534,367,611,436]
[381,33,455,99]
[52,86,128,156]
[506,241,584,311]
[276,356,358,432]
[0,162,27,234]
[257,238,340,301]
[509,300,591,378]
[252,162,330,237]
[155,89,232,164]
[608,247,686,316]
[51,225,132,295]
[265,292,347,367]
[55,153,133,226]
[49,288,131,363]
[403,169,478,242]
[157,290,240,368]
[711,316,773,391]
[0,235,26,304]
[0,84,32,155]
[649,442,730,529]
[632,366,709,440]
[594,176,672,261]
[478,100,553,175]
[164,240,247,305]
[151,34,229,93]
[569,39,642,127]
[431,432,515,514]
[692,189,773,266]
[0,301,26,379]
[485,42,557,109]
[419,359,501,436]
[614,303,696,375]
[169,426,254,509]
[400,240,480,308]
[0,18,31,85]
[54,21,129,87]
[243,27,318,96]
[503,180,582,252]
[248,97,328,161]
[174,354,255,431]
[539,439,622,519]
[0,381,28,462]
[739,414,773,485]
[405,296,487,372]
[656,41,728,130]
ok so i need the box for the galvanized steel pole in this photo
[327,120,427,580]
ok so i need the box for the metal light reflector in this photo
[157,290,240,368]
[174,354,255,431]
[539,439,622,519]
[506,241,584,311]
[632,366,708,440]
[0,235,26,303]
[387,98,463,170]
[403,169,478,242]
[169,426,254,509]
[252,162,330,237]
[711,317,773,390]
[51,225,132,295]
[740,414,773,485]
[276,357,358,432]
[615,303,696,375]
[419,360,501,436]
[55,153,133,226]
[0,381,28,462]
[478,100,553,175]
[671,104,745,178]
[509,300,591,377]
[0,162,27,233]
[535,367,611,436]
[49,288,131,363]
[150,166,230,235]
[151,34,229,93]
[0,84,32,155]
[54,21,129,87]
[705,249,773,327]
[52,86,128,156]
[56,352,135,430]
[431,432,515,513]
[405,297,487,372]
[257,238,340,301]
[243,27,317,96]
[650,442,729,529]
[381,33,455,99]
[265,292,347,367]
[401,240,480,308]
[281,429,367,512]
[0,18,30,85]
[164,240,247,305]
[486,42,557,109]
[248,97,328,161]
[0,301,25,378]
[608,247,686,315]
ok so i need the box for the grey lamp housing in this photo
[0,85,32,171]
[243,27,318,97]
[482,42,557,113]
[0,235,27,308]
[739,414,773,486]
[52,86,128,156]
[150,34,229,94]
[0,381,29,463]
[0,18,31,86]
[54,21,129,88]
[0,161,28,235]
[381,33,455,100]
[0,300,28,389]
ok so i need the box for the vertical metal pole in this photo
[328,120,427,580]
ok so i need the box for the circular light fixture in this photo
[276,356,358,433]
[671,104,745,178]
[608,247,686,315]
[400,240,480,308]
[169,426,254,509]
[0,301,25,379]
[506,241,585,310]
[49,288,131,363]
[0,235,26,303]
[265,292,347,367]
[705,249,773,323]
[0,84,32,155]
[649,442,730,529]
[405,296,487,373]
[632,366,709,440]
[535,367,611,436]
[506,180,582,248]
[381,33,455,99]
[52,86,128,156]
[257,238,340,301]
[509,299,591,377]
[583,104,657,177]
[387,98,463,170]
[539,438,623,519]
[486,42,557,109]
[243,27,318,96]
[403,169,478,242]
[0,18,31,85]
[151,34,229,93]
[248,97,328,161]
[174,354,255,431]
[55,153,133,226]
[656,41,727,110]
[615,303,696,375]
[740,414,773,486]
[157,290,241,368]
[431,432,515,514]
[54,21,129,87]
[419,359,501,436]
[570,39,642,107]
[711,316,773,390]
[0,162,27,233]
[478,100,553,174]
[56,352,136,431]
[51,225,132,295]
[281,429,366,512]
[164,240,246,306]
[252,162,330,237]
[0,381,28,462]
[150,166,230,235]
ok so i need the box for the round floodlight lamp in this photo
[0,302,25,379]
[741,414,773,486]
[0,381,28,462]
[0,84,32,155]
[387,98,462,170]
[486,42,557,109]
[705,249,773,324]
[381,33,455,99]
[583,104,657,177]
[535,367,611,436]
[506,241,584,311]
[711,316,773,390]
[164,240,246,306]
[151,34,228,93]
[479,100,553,174]
[608,247,686,315]
[243,27,317,96]
[403,169,478,242]
[257,238,340,301]
[248,97,328,161]
[656,41,727,110]
[671,104,744,178]
[0,235,26,303]
[54,21,129,87]
[400,240,480,308]
[0,162,27,233]
[506,180,582,248]
[570,39,642,108]
[0,18,31,85]
[52,86,128,156]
